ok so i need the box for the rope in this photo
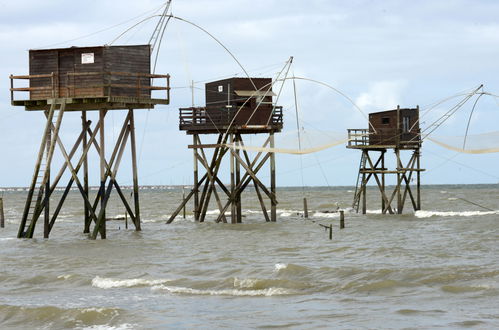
[463,92,484,149]
[33,3,167,49]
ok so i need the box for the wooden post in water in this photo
[129,110,141,231]
[193,134,200,221]
[182,186,186,219]
[329,224,332,240]
[44,127,51,238]
[0,197,4,228]
[270,132,277,222]
[99,109,107,239]
[340,210,345,229]
[82,112,90,233]
[303,198,308,218]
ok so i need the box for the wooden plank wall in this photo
[105,45,151,98]
[369,109,419,146]
[29,50,58,99]
[205,77,274,127]
[28,45,151,100]
[72,47,105,98]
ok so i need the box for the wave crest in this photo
[91,276,172,289]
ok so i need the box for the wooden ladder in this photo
[18,100,66,238]
[351,151,367,213]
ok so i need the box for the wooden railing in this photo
[9,71,170,102]
[347,129,369,146]
[180,106,284,130]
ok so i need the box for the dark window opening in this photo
[381,117,390,125]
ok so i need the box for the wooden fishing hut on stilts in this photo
[10,45,170,239]
[347,106,424,214]
[167,77,283,224]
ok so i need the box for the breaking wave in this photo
[91,276,173,289]
[151,284,291,296]
[415,210,498,218]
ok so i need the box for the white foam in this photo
[57,274,73,280]
[233,277,258,289]
[152,285,290,296]
[81,324,134,330]
[91,276,172,289]
[274,263,288,272]
[415,210,498,218]
[312,212,339,218]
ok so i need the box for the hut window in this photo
[381,117,390,125]
[402,116,410,132]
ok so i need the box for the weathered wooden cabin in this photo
[169,77,282,224]
[347,106,423,215]
[368,107,420,147]
[179,77,283,134]
[10,44,170,240]
[11,44,169,110]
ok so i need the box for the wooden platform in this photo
[12,96,169,111]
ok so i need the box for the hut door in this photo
[58,50,75,97]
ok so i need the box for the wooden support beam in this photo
[129,110,141,231]
[238,134,270,222]
[166,175,208,224]
[193,134,199,221]
[82,111,90,233]
[270,132,276,222]
[98,109,107,238]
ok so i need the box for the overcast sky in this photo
[1,0,498,187]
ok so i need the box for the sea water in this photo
[0,185,498,329]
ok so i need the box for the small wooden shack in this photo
[10,44,170,111]
[346,106,423,215]
[348,106,420,148]
[180,77,283,134]
[368,106,420,147]
[11,44,171,240]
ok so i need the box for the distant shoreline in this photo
[0,183,498,191]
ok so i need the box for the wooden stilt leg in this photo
[82,112,90,233]
[193,134,200,221]
[396,149,402,214]
[129,110,141,231]
[270,132,276,222]
[99,109,106,239]
[44,127,51,238]
[381,151,386,214]
[362,151,367,215]
[416,149,421,211]
[230,134,236,224]
[235,134,242,223]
